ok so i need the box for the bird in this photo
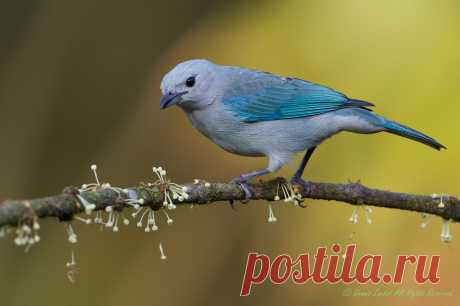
[160,59,445,200]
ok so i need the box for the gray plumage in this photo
[160,59,444,193]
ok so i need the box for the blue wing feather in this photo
[223,76,372,123]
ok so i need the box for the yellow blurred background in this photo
[0,0,459,305]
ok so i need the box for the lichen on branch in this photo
[0,165,458,247]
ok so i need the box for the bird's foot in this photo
[289,177,310,208]
[290,176,310,189]
[230,177,253,205]
[237,182,252,204]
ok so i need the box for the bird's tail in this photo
[381,119,446,150]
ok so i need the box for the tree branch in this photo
[0,177,459,229]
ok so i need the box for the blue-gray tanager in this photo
[160,59,445,199]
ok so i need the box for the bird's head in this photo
[160,59,218,111]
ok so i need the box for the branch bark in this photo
[0,178,459,228]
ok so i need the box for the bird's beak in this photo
[160,91,188,109]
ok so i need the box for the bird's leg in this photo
[231,168,271,202]
[290,146,317,189]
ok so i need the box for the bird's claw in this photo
[237,182,252,204]
[290,177,310,190]
[230,177,252,205]
[289,177,309,208]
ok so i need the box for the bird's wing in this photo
[223,75,373,123]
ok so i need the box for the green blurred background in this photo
[0,0,459,305]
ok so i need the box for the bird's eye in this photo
[185,76,196,87]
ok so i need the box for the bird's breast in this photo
[184,108,265,157]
